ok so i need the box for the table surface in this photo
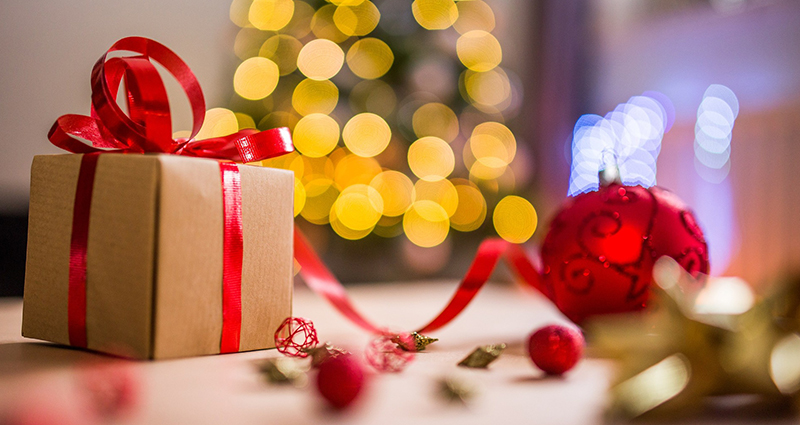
[0,280,796,425]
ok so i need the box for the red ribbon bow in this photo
[54,37,293,355]
[48,36,292,162]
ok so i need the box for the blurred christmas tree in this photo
[220,0,536,258]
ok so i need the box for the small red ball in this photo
[527,325,584,375]
[315,353,367,409]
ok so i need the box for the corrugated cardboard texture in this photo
[238,164,293,352]
[152,156,294,358]
[23,154,293,360]
[86,155,159,358]
[22,154,82,345]
[153,156,224,358]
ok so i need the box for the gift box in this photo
[21,37,296,359]
[22,154,294,359]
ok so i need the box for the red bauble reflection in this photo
[540,183,709,323]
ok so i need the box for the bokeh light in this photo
[292,113,340,158]
[413,179,458,217]
[343,113,392,157]
[311,4,350,43]
[453,0,495,34]
[568,92,671,195]
[370,171,414,217]
[493,195,537,244]
[694,84,739,184]
[292,78,339,116]
[333,0,380,36]
[411,0,458,30]
[234,57,280,100]
[297,39,345,80]
[412,103,459,143]
[404,200,450,247]
[249,0,295,31]
[408,136,455,181]
[196,108,239,140]
[259,35,303,76]
[228,0,530,250]
[450,181,487,232]
[346,38,394,80]
[457,30,502,72]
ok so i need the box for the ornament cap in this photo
[599,149,622,187]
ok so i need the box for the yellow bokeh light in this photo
[456,30,502,72]
[403,200,450,248]
[234,28,272,60]
[334,184,384,231]
[311,5,350,43]
[229,0,253,28]
[329,0,367,5]
[233,57,280,100]
[292,113,340,158]
[453,0,495,34]
[259,35,303,76]
[413,179,458,217]
[411,0,458,30]
[349,79,397,116]
[408,136,455,181]
[196,108,239,140]
[292,78,339,116]
[333,1,380,37]
[370,171,414,216]
[293,177,306,217]
[343,113,392,158]
[297,39,345,81]
[493,195,537,244]
[470,121,516,163]
[330,206,373,240]
[412,103,459,143]
[283,1,315,39]
[334,154,382,188]
[450,182,487,232]
[346,38,394,80]
[469,157,507,180]
[301,179,339,224]
[300,155,335,184]
[465,68,511,107]
[249,0,295,31]
[234,112,256,130]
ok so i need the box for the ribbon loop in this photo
[50,36,293,162]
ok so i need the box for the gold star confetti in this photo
[588,257,800,420]
[458,343,506,368]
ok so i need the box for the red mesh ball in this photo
[527,324,584,375]
[315,353,367,409]
[274,317,319,358]
[540,183,709,323]
[365,335,415,373]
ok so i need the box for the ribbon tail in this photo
[294,227,384,334]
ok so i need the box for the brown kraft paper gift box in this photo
[21,153,294,359]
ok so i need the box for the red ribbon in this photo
[294,227,552,335]
[56,37,293,352]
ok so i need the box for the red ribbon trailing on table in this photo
[294,228,552,335]
[52,37,293,353]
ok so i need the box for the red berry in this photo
[315,353,367,409]
[527,325,584,375]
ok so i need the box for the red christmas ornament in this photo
[315,353,368,409]
[365,335,415,373]
[527,324,584,375]
[274,317,319,358]
[540,181,708,323]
